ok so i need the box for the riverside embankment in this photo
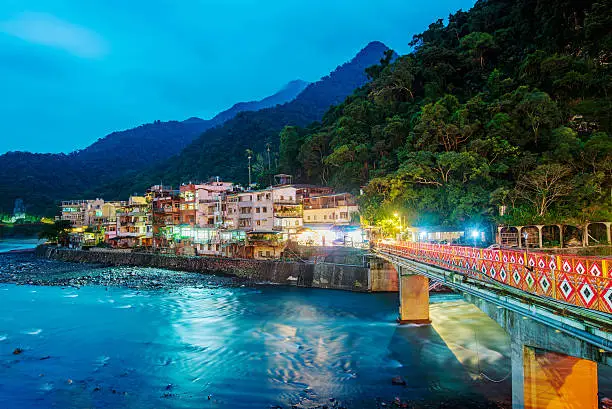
[36,245,371,292]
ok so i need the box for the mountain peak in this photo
[354,41,389,59]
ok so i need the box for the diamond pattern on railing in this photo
[578,280,596,307]
[525,271,535,288]
[528,255,536,267]
[513,269,521,285]
[603,287,612,312]
[559,276,574,300]
[539,275,550,293]
[562,260,572,273]
[377,243,609,313]
[499,267,507,282]
[589,263,601,276]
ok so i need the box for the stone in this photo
[391,376,406,386]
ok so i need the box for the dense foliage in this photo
[278,0,612,231]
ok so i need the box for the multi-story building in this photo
[271,186,301,239]
[302,193,359,225]
[60,199,105,228]
[179,184,198,225]
[195,180,233,228]
[148,185,180,248]
[113,196,152,248]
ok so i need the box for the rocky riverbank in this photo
[0,252,239,289]
[35,246,371,292]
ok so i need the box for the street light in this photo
[394,212,402,229]
[471,229,480,247]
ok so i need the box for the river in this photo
[0,238,42,253]
[0,253,609,408]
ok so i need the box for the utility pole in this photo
[247,151,252,189]
[266,143,272,186]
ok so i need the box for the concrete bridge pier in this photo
[398,267,431,324]
[465,293,605,409]
[512,343,598,409]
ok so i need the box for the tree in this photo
[514,164,573,218]
[460,32,495,67]
[278,126,303,177]
[38,220,72,245]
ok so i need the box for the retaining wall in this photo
[36,246,369,292]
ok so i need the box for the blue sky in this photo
[0,0,475,154]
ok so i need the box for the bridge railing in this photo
[375,241,612,314]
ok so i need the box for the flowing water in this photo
[0,278,515,409]
[0,238,42,253]
[0,255,609,408]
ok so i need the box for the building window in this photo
[259,251,264,257]
[256,207,260,213]
[323,215,327,220]
[307,216,311,220]
[266,251,271,257]
[295,220,299,226]
[262,207,267,213]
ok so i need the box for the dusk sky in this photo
[0,0,475,154]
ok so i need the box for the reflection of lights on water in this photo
[430,301,510,380]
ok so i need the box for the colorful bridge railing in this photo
[376,241,612,315]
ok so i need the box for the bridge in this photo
[374,241,611,409]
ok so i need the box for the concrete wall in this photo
[369,258,399,292]
[36,246,369,292]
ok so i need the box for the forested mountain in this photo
[276,0,611,230]
[93,41,391,199]
[0,79,309,215]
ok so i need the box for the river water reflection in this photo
[0,278,524,408]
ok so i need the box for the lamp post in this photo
[394,212,402,239]
[247,153,252,188]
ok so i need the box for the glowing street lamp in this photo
[471,229,480,247]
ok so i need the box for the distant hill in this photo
[94,41,391,199]
[0,79,309,215]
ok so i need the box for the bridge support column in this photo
[398,273,430,324]
[512,344,598,409]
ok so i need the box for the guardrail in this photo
[376,242,612,314]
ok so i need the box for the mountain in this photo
[0,79,309,216]
[202,79,309,127]
[93,41,391,199]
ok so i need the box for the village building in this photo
[112,196,152,248]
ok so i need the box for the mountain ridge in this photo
[1,41,389,215]
[90,41,391,200]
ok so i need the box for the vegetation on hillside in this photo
[92,41,390,199]
[277,0,611,230]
